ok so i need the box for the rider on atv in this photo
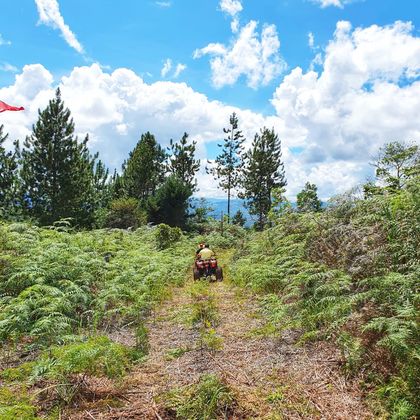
[197,244,215,260]
[194,243,223,281]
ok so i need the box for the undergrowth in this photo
[162,374,236,420]
[231,183,420,418]
[0,222,193,417]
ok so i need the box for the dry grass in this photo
[62,276,372,419]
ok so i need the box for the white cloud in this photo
[0,62,18,73]
[161,59,187,78]
[219,0,242,32]
[1,21,419,200]
[308,32,315,48]
[174,63,187,78]
[155,1,171,7]
[194,21,286,89]
[0,34,11,46]
[161,58,172,77]
[271,20,420,197]
[34,0,84,54]
[312,0,348,8]
[219,0,242,16]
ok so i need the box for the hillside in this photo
[1,179,419,419]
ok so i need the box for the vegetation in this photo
[20,89,98,227]
[240,127,287,230]
[207,112,245,222]
[296,181,322,213]
[231,175,420,418]
[0,84,418,418]
[163,374,236,420]
[0,221,192,415]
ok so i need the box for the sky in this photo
[0,0,419,199]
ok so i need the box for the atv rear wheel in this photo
[193,268,201,280]
[215,267,223,281]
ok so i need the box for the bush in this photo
[105,198,146,229]
[32,336,134,381]
[155,223,182,250]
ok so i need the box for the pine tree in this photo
[167,132,200,192]
[296,182,322,212]
[20,88,96,226]
[122,132,166,202]
[0,125,19,217]
[147,175,192,228]
[241,128,286,230]
[92,157,111,208]
[372,141,419,192]
[207,113,245,222]
[232,209,246,227]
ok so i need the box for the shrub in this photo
[155,223,182,250]
[105,198,146,229]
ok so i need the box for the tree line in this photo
[0,89,285,230]
[1,88,418,231]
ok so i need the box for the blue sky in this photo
[0,0,419,198]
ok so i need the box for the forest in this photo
[0,89,419,419]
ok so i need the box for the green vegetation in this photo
[231,176,420,418]
[1,85,418,418]
[207,112,245,222]
[0,221,192,415]
[163,374,236,420]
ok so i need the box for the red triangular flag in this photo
[0,100,25,113]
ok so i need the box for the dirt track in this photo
[65,271,372,419]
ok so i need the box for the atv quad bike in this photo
[193,258,223,282]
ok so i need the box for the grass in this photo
[162,374,236,420]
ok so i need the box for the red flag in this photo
[0,100,25,113]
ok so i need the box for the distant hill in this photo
[191,197,253,225]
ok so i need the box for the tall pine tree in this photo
[20,88,96,226]
[0,125,20,217]
[122,132,166,202]
[207,113,245,222]
[167,132,200,192]
[241,128,286,231]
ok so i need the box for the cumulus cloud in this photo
[0,34,11,46]
[308,32,315,49]
[1,21,419,200]
[194,21,286,89]
[34,0,84,54]
[271,20,420,197]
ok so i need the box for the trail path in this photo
[67,262,372,419]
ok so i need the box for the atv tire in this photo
[215,267,223,281]
[193,268,201,280]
